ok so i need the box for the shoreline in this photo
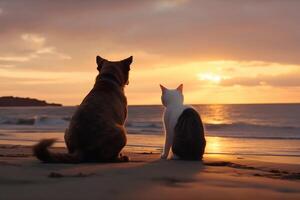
[1,144,300,199]
[1,133,300,165]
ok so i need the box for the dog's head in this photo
[96,55,133,87]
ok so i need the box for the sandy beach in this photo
[1,144,300,200]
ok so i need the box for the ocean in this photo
[0,104,300,161]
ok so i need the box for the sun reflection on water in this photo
[205,137,222,154]
[197,104,232,125]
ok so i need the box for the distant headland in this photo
[0,96,62,107]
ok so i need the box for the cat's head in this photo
[160,84,184,107]
[96,55,133,86]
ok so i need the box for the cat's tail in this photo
[33,139,83,163]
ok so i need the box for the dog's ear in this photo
[122,56,133,69]
[96,56,105,71]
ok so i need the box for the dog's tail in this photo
[33,139,83,163]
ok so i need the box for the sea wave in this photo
[0,116,299,139]
[125,121,300,139]
[205,122,300,139]
[1,116,299,130]
[0,116,69,126]
[126,121,163,134]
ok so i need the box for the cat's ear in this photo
[96,55,105,71]
[160,84,167,93]
[176,84,183,93]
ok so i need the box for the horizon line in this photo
[62,102,300,107]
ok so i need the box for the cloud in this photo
[0,56,31,62]
[0,0,300,67]
[35,46,71,59]
[0,33,71,64]
[154,0,188,11]
[21,33,45,45]
[221,72,300,87]
[0,64,14,68]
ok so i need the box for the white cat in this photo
[160,84,206,160]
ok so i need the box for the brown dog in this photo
[33,55,133,163]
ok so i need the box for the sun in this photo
[197,72,222,83]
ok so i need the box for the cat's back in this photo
[164,105,189,130]
[172,107,206,160]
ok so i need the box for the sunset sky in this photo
[0,0,300,105]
